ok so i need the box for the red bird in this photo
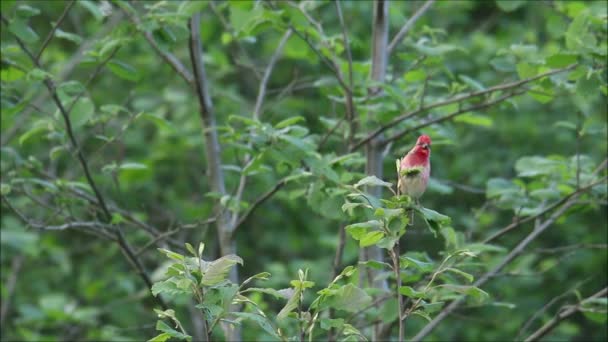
[397,134,431,200]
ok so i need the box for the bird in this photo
[396,134,431,201]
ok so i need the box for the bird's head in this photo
[413,134,431,157]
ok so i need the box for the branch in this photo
[230,28,292,229]
[188,13,231,247]
[4,19,167,309]
[35,0,76,62]
[0,255,24,329]
[233,178,286,232]
[335,0,357,150]
[253,29,292,120]
[387,0,435,56]
[1,195,116,241]
[353,64,577,150]
[483,176,607,244]
[411,177,606,341]
[382,89,526,146]
[1,11,125,147]
[124,2,194,85]
[516,277,593,340]
[524,287,608,342]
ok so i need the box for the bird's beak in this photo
[422,143,430,150]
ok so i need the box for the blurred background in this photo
[1,0,606,341]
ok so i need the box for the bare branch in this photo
[188,13,231,249]
[231,28,293,229]
[516,277,593,340]
[253,29,293,120]
[367,1,391,339]
[0,255,24,329]
[35,0,76,62]
[524,287,608,342]
[483,176,607,244]
[353,64,577,150]
[335,0,357,149]
[124,3,194,85]
[387,0,436,56]
[383,89,527,146]
[4,19,167,309]
[233,179,286,232]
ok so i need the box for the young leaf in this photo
[322,283,372,312]
[201,255,243,286]
[154,320,191,341]
[354,175,393,189]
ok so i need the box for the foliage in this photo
[1,0,606,341]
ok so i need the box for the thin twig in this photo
[382,89,526,146]
[124,2,194,85]
[230,28,293,230]
[3,18,167,309]
[483,176,607,244]
[0,255,24,329]
[335,0,357,150]
[524,287,608,342]
[411,176,607,341]
[35,0,76,62]
[516,277,593,340]
[354,64,577,150]
[387,0,436,56]
[233,179,286,232]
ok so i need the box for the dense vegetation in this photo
[1,1,606,341]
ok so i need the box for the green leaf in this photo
[515,156,564,177]
[277,287,300,320]
[440,284,490,303]
[359,260,392,270]
[496,0,526,12]
[566,13,596,53]
[359,231,385,247]
[79,0,104,21]
[404,69,427,82]
[108,60,140,82]
[0,183,11,195]
[16,4,40,18]
[458,75,485,91]
[70,97,95,128]
[111,213,125,224]
[158,248,185,262]
[155,320,191,341]
[400,256,434,273]
[399,286,427,299]
[546,53,577,68]
[231,312,280,339]
[119,162,148,171]
[275,116,305,129]
[9,19,39,43]
[320,318,344,330]
[201,254,243,286]
[418,207,451,226]
[345,220,383,240]
[444,267,474,283]
[323,283,372,312]
[374,207,404,219]
[454,113,493,127]
[55,29,82,45]
[137,112,174,132]
[185,243,196,256]
[148,332,171,342]
[354,175,393,190]
[242,287,291,299]
[516,62,537,79]
[19,123,49,145]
